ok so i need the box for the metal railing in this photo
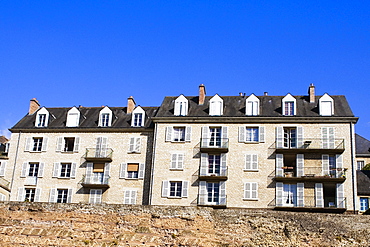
[0,177,10,191]
[270,138,345,150]
[200,138,229,149]
[81,174,110,185]
[199,167,228,177]
[197,194,227,206]
[84,148,113,159]
[273,196,346,209]
[275,167,347,178]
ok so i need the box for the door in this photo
[208,155,221,175]
[284,128,297,148]
[209,127,222,147]
[283,184,297,207]
[207,182,220,204]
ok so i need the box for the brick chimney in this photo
[28,98,40,115]
[127,96,136,114]
[199,84,206,105]
[308,83,315,103]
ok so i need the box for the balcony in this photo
[274,167,347,182]
[271,196,347,213]
[200,138,229,153]
[0,177,10,191]
[270,138,345,154]
[197,194,227,208]
[199,167,228,181]
[80,174,110,188]
[84,148,113,162]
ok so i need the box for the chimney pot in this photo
[239,92,243,96]
[264,92,268,96]
[308,84,315,103]
[127,96,136,113]
[199,84,206,105]
[28,98,40,115]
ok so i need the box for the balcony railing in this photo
[200,138,229,152]
[199,167,228,180]
[270,138,345,153]
[197,194,227,208]
[0,177,10,191]
[81,174,110,188]
[274,167,347,182]
[84,148,113,162]
[272,196,347,209]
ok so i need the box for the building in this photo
[355,134,370,212]
[4,84,360,213]
[0,136,10,201]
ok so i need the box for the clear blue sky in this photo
[1,1,369,139]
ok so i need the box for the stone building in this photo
[0,136,10,201]
[355,134,370,212]
[4,84,360,212]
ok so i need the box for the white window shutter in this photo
[138,163,145,179]
[41,137,48,152]
[199,181,207,205]
[322,155,329,176]
[96,137,102,152]
[131,190,137,204]
[21,162,28,177]
[37,163,44,178]
[275,154,284,177]
[321,127,328,149]
[17,187,25,202]
[67,189,73,203]
[162,181,169,197]
[71,163,77,178]
[200,153,208,176]
[129,137,135,152]
[182,181,189,198]
[135,137,141,153]
[124,190,131,204]
[296,154,304,177]
[165,127,173,142]
[220,182,226,205]
[276,182,283,206]
[103,163,111,177]
[259,126,265,143]
[171,153,177,169]
[185,126,192,142]
[49,188,57,203]
[297,183,304,207]
[56,137,63,152]
[245,154,252,170]
[315,183,324,207]
[276,127,283,148]
[222,126,228,139]
[0,161,6,177]
[120,163,127,179]
[221,154,227,176]
[101,137,108,156]
[35,188,42,202]
[297,126,303,148]
[336,183,345,208]
[252,154,258,170]
[73,137,80,152]
[328,127,335,149]
[52,162,60,178]
[244,183,251,199]
[25,137,31,152]
[174,101,180,116]
[201,127,209,147]
[251,182,258,199]
[177,154,184,170]
[239,126,245,143]
[86,163,93,182]
[336,154,343,169]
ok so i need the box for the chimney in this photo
[239,92,243,96]
[308,83,315,103]
[127,96,136,114]
[199,84,206,105]
[28,98,40,115]
[264,92,268,96]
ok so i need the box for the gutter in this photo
[10,131,21,201]
[350,123,357,214]
[148,122,158,205]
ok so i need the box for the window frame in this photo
[98,107,112,127]
[35,107,49,127]
[244,182,258,200]
[131,107,146,127]
[66,107,80,127]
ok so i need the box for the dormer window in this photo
[319,93,334,116]
[98,107,112,127]
[66,107,80,127]
[131,106,145,127]
[35,107,49,127]
[209,94,223,116]
[174,95,188,116]
[282,94,296,116]
[246,94,260,116]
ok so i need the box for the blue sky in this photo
[1,1,369,139]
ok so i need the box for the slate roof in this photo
[10,106,159,130]
[155,95,355,118]
[0,136,8,144]
[357,171,370,196]
[355,134,370,156]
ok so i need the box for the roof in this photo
[355,134,370,155]
[0,136,8,144]
[10,106,159,131]
[155,95,355,118]
[357,171,370,196]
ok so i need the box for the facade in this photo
[4,84,360,212]
[0,136,10,201]
[355,134,370,212]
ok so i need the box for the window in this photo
[52,162,76,178]
[165,126,192,142]
[38,114,46,127]
[162,181,188,198]
[119,163,144,179]
[284,127,297,148]
[134,113,143,126]
[322,154,343,178]
[56,137,80,153]
[174,95,188,116]
[246,127,259,142]
[0,161,7,177]
[208,154,220,174]
[360,197,369,212]
[200,153,227,176]
[321,127,335,149]
[17,188,41,202]
[66,107,80,127]
[282,94,296,116]
[25,137,48,152]
[131,107,145,127]
[198,181,226,205]
[128,137,141,153]
[245,94,260,116]
[89,189,102,204]
[85,163,110,185]
[173,127,185,142]
[0,193,5,201]
[25,188,36,202]
[21,162,44,180]
[319,93,334,116]
[33,138,43,152]
[244,182,258,200]
[49,188,72,203]
[239,126,265,143]
[276,126,303,149]
[28,163,39,177]
[209,94,223,116]
[57,189,68,203]
[98,107,112,127]
[35,107,49,127]
[60,163,71,178]
[358,161,365,170]
[170,153,184,170]
[127,163,139,179]
[124,190,137,204]
[245,154,258,171]
[101,113,110,127]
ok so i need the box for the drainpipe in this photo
[350,123,357,214]
[10,131,21,201]
[149,122,158,205]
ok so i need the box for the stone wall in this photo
[0,202,369,246]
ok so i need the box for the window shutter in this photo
[25,137,31,152]
[73,137,80,152]
[322,155,329,176]
[239,126,245,143]
[321,127,328,149]
[103,163,110,178]
[336,183,345,208]
[49,188,57,203]
[171,154,177,169]
[52,162,60,178]
[252,154,258,170]
[297,126,303,148]
[182,181,189,198]
[201,127,209,147]
[0,161,6,177]
[276,127,283,148]
[252,101,259,115]
[41,137,48,152]
[138,163,145,179]
[71,163,77,178]
[245,154,252,170]
[162,181,169,197]
[222,126,228,139]
[244,183,251,199]
[220,181,226,205]
[165,127,173,142]
[276,182,283,206]
[297,183,304,207]
[96,137,102,154]
[259,126,265,143]
[67,189,73,203]
[328,127,335,149]
[37,163,44,178]
[85,163,93,183]
[221,154,227,176]
[124,190,131,204]
[251,182,258,199]
[90,189,97,204]
[35,188,41,202]
[199,181,207,205]
[101,137,108,157]
[275,154,284,177]
[185,126,192,142]
[129,137,135,152]
[336,154,343,169]
[200,153,208,176]
[0,193,5,201]
[246,101,253,116]
[135,137,141,153]
[174,101,180,116]
[21,162,28,177]
[17,187,25,202]
[56,137,63,152]
[315,183,324,207]
[177,154,184,170]
[120,163,127,179]
[131,190,137,204]
[296,154,304,177]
